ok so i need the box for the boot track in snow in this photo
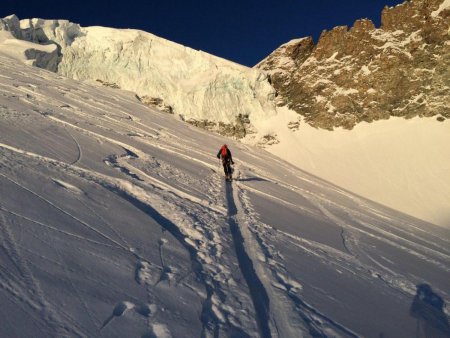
[225,181,272,338]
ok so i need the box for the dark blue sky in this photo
[2,0,404,66]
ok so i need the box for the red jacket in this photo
[217,146,233,163]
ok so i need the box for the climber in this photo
[217,144,234,181]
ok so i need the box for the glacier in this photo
[0,15,277,126]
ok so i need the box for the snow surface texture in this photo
[0,15,277,125]
[1,52,450,337]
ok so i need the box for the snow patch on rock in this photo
[431,0,450,17]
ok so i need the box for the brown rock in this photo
[256,0,450,130]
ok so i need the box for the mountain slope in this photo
[253,0,450,227]
[1,9,450,228]
[1,51,450,337]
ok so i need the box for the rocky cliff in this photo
[257,0,450,129]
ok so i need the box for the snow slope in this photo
[1,52,450,337]
[254,107,450,228]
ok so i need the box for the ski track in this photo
[274,218,422,296]
[320,199,450,271]
[0,141,243,337]
[74,195,131,249]
[22,244,146,302]
[225,180,273,338]
[2,132,444,337]
[233,170,360,338]
[35,213,101,335]
[106,153,263,336]
[0,147,175,336]
[240,161,450,266]
[237,167,449,309]
[49,96,218,172]
[0,206,121,249]
[0,212,82,336]
[239,154,449,247]
[104,184,212,338]
[65,128,82,165]
[43,115,225,214]
[250,223,370,338]
[0,172,128,251]
[237,165,448,300]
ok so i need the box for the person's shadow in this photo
[410,284,450,338]
[235,177,268,182]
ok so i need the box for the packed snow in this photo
[1,46,449,338]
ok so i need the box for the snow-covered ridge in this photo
[0,15,277,127]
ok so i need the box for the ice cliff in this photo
[0,15,277,133]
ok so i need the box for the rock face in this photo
[138,96,174,114]
[184,113,253,139]
[257,0,450,129]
